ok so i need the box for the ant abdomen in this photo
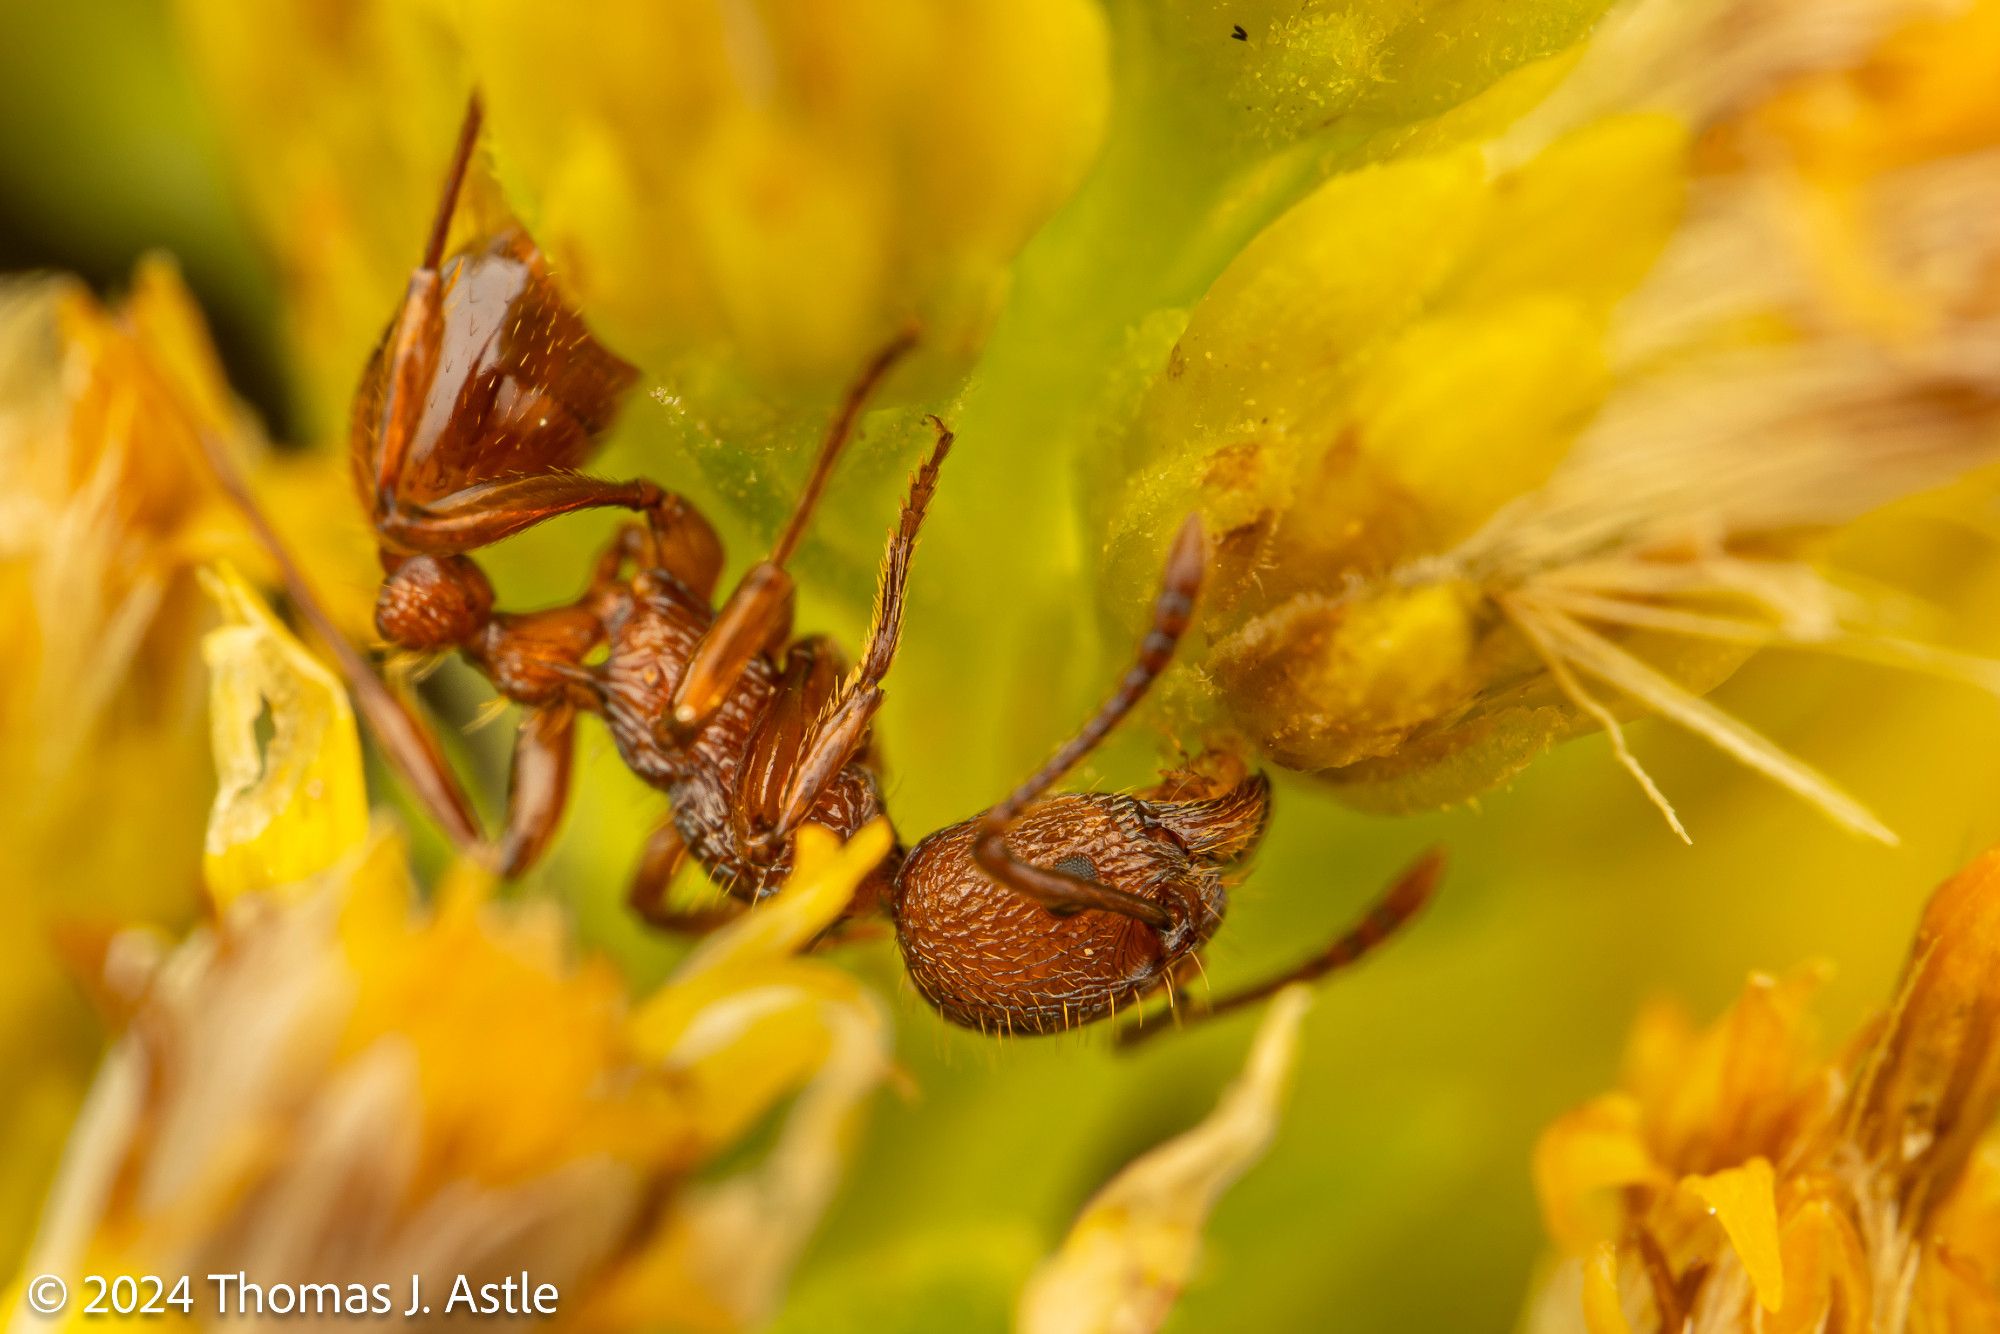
[349,230,639,530]
[893,772,1270,1035]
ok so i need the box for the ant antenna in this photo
[1115,849,1443,1049]
[421,94,485,273]
[980,514,1208,833]
[768,328,919,568]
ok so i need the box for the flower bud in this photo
[460,0,1109,387]
[1105,0,2000,838]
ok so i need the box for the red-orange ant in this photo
[199,97,1438,1039]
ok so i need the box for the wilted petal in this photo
[199,565,369,905]
[1016,988,1310,1334]
[0,262,299,1266]
[1841,845,2000,1233]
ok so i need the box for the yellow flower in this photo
[0,262,245,1269]
[4,567,892,1332]
[1104,0,2000,842]
[0,258,386,1272]
[1,263,237,895]
[0,258,378,874]
[465,0,1109,386]
[171,0,473,439]
[1526,844,2000,1333]
[175,0,1108,435]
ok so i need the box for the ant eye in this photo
[1053,853,1098,881]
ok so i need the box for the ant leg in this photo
[375,474,716,561]
[738,636,847,841]
[591,522,655,589]
[368,94,482,508]
[202,434,617,875]
[496,705,575,877]
[766,420,953,840]
[970,515,1209,931]
[198,100,669,876]
[642,495,724,602]
[627,820,744,934]
[587,505,724,613]
[196,427,487,854]
[1115,850,1443,1048]
[667,332,916,738]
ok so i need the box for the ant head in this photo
[375,553,494,651]
[886,514,1260,1036]
[891,770,1270,1035]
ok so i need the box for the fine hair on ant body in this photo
[198,96,1438,1040]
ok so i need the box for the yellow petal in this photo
[1016,987,1311,1334]
[593,995,887,1331]
[592,825,893,1327]
[1767,1197,1872,1334]
[670,820,894,980]
[1645,965,1828,1172]
[627,820,894,1149]
[1581,1242,1637,1334]
[198,563,368,905]
[1682,1157,1786,1311]
[1532,1094,1668,1252]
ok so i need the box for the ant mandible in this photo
[200,96,1439,1040]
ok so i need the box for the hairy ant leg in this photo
[626,820,744,934]
[634,499,725,603]
[1116,850,1442,1047]
[736,635,848,841]
[587,512,724,607]
[667,332,918,738]
[375,475,697,558]
[496,704,575,876]
[762,418,954,843]
[968,515,1209,931]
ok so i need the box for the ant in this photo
[199,96,1439,1039]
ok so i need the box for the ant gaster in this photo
[200,97,1438,1039]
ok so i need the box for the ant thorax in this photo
[591,571,713,787]
[593,569,895,903]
